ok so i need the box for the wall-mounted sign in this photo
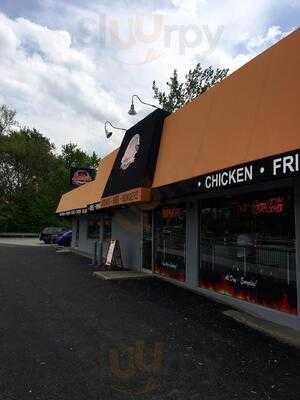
[97,187,151,210]
[70,167,96,187]
[103,109,170,197]
[155,149,300,200]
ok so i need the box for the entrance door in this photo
[141,210,153,272]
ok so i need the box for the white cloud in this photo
[0,12,123,155]
[247,25,291,51]
[0,1,298,156]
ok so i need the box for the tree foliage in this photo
[0,106,100,233]
[60,143,99,169]
[0,104,18,135]
[152,63,229,112]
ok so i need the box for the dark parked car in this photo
[39,227,67,244]
[57,231,72,247]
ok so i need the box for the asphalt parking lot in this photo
[0,244,299,400]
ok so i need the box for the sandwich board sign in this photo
[105,240,123,268]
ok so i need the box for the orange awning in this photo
[152,28,300,189]
[57,29,300,213]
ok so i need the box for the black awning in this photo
[103,108,169,197]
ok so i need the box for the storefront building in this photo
[57,29,300,329]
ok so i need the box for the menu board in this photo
[105,240,123,268]
[106,240,116,266]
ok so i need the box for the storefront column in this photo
[186,201,199,287]
[71,217,77,248]
[294,177,300,314]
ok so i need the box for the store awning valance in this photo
[91,187,151,211]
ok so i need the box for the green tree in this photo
[0,104,18,135]
[152,63,229,112]
[0,128,67,232]
[0,104,101,233]
[89,151,100,169]
[60,143,100,169]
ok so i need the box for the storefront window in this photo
[103,217,112,241]
[154,204,186,282]
[199,188,297,314]
[87,219,101,239]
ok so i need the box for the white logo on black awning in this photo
[120,134,140,170]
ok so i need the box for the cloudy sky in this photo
[0,1,299,156]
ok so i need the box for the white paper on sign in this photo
[106,240,116,265]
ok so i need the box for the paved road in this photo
[0,245,299,400]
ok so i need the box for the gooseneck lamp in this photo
[128,95,158,116]
[104,121,127,139]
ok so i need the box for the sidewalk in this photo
[0,232,38,238]
[223,309,300,349]
[0,237,45,247]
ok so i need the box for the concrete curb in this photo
[0,233,39,238]
[223,309,300,349]
[93,270,153,281]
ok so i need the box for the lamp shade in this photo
[128,103,137,115]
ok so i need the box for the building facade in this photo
[57,29,300,330]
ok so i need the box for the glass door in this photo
[153,205,187,282]
[141,210,153,272]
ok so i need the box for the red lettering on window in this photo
[254,197,284,214]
